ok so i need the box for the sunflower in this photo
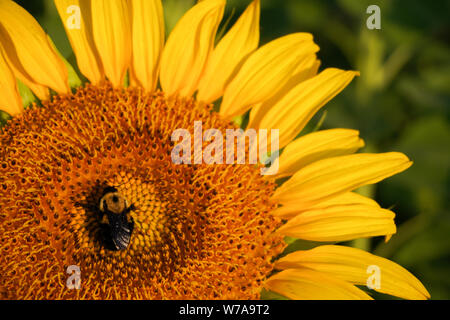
[0,0,430,300]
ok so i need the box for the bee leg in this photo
[100,213,109,225]
[123,204,135,225]
[123,203,136,214]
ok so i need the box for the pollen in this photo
[0,83,285,299]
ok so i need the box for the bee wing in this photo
[113,231,131,251]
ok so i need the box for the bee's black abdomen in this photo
[107,211,134,251]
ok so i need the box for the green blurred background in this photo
[4,0,449,299]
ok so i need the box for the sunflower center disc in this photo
[0,83,285,299]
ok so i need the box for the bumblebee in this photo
[99,186,135,251]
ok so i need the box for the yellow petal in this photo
[265,129,364,178]
[276,204,397,242]
[54,0,104,84]
[258,68,359,149]
[272,191,379,219]
[272,152,412,206]
[265,268,372,300]
[220,33,319,119]
[0,0,69,94]
[160,0,225,97]
[196,0,260,103]
[91,0,131,87]
[248,56,320,129]
[130,0,164,92]
[1,42,49,100]
[14,74,49,101]
[0,49,22,115]
[275,245,430,300]
[310,191,381,209]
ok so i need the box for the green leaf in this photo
[17,79,36,108]
[260,288,289,300]
[0,110,12,129]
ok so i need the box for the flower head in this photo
[0,0,429,300]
